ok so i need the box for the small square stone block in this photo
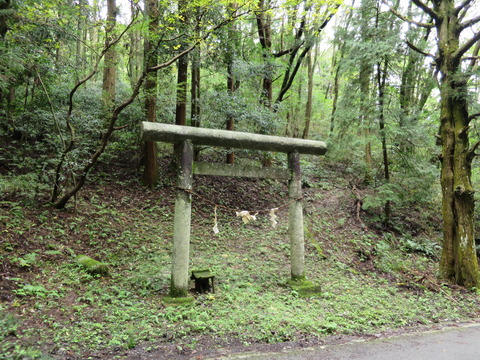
[191,269,215,293]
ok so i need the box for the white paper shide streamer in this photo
[236,210,257,224]
[269,208,278,228]
[212,205,219,234]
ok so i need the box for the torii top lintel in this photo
[141,122,327,156]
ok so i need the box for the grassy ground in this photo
[1,143,480,359]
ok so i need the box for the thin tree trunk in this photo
[360,61,373,183]
[143,0,159,188]
[330,53,340,135]
[377,58,390,226]
[175,58,188,127]
[359,0,373,184]
[75,0,87,78]
[226,3,239,164]
[0,0,11,117]
[190,14,201,161]
[102,0,116,111]
[329,2,355,135]
[226,61,236,164]
[256,0,273,108]
[128,2,142,87]
[190,57,201,129]
[175,0,189,127]
[302,51,314,139]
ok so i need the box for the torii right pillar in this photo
[288,150,305,281]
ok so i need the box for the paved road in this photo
[216,323,480,360]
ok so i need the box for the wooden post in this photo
[171,140,193,297]
[288,151,305,280]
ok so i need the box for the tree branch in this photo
[455,0,474,16]
[462,55,480,62]
[148,10,248,72]
[275,45,310,104]
[275,4,339,104]
[52,7,252,208]
[411,0,438,20]
[470,40,480,73]
[406,40,437,60]
[469,112,480,121]
[468,140,480,161]
[383,1,434,28]
[454,31,480,61]
[459,15,480,33]
[52,13,138,203]
[34,65,65,149]
[273,41,305,57]
[17,15,104,57]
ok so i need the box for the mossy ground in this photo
[285,279,322,297]
[1,151,480,359]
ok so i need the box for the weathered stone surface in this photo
[194,162,289,179]
[141,122,327,155]
[288,151,305,280]
[171,141,193,298]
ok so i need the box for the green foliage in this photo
[11,252,37,268]
[0,168,478,358]
[13,283,50,298]
[398,235,441,259]
[1,0,480,356]
[0,307,19,338]
[201,75,282,135]
[362,183,402,211]
[0,173,50,202]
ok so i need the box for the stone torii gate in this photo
[141,122,327,297]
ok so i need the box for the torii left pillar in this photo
[170,140,193,297]
[288,151,305,280]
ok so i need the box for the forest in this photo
[1,0,480,358]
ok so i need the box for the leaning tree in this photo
[397,0,480,287]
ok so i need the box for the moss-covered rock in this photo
[76,255,109,276]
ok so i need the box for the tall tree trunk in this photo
[89,0,100,73]
[0,0,11,117]
[377,58,390,226]
[360,61,373,183]
[190,53,200,162]
[190,51,201,129]
[102,0,116,112]
[76,0,87,79]
[256,0,273,167]
[439,74,479,287]
[226,3,239,164]
[226,61,236,163]
[302,51,314,139]
[143,0,159,188]
[256,0,273,108]
[427,0,480,287]
[359,0,374,184]
[175,57,188,127]
[330,49,340,135]
[175,0,189,128]
[329,3,355,135]
[128,2,142,87]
